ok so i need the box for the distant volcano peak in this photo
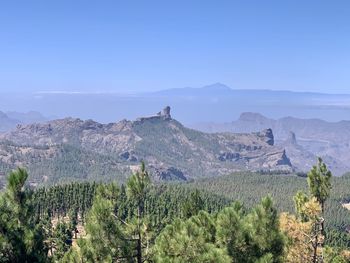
[201,83,231,91]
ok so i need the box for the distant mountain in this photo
[191,113,350,175]
[1,83,350,124]
[0,107,293,187]
[150,83,233,97]
[0,110,49,133]
[0,111,19,132]
[6,111,49,124]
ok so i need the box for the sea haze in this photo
[1,83,350,124]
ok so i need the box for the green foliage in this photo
[0,143,128,186]
[52,221,72,261]
[154,197,285,263]
[1,164,349,262]
[293,191,310,221]
[182,189,204,218]
[0,168,47,263]
[216,197,285,263]
[307,157,332,212]
[153,216,230,263]
[126,162,151,263]
[31,182,229,230]
[73,187,132,262]
[127,161,150,214]
[216,202,245,260]
[187,171,350,248]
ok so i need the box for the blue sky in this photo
[0,0,349,93]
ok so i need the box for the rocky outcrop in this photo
[153,167,187,181]
[218,152,240,161]
[285,131,297,145]
[254,129,274,146]
[137,106,172,122]
[276,150,292,166]
[157,106,171,119]
[193,112,350,176]
[119,151,138,162]
[279,132,350,176]
[0,107,294,186]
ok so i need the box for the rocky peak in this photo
[254,128,274,146]
[285,131,297,145]
[157,106,171,119]
[276,149,293,166]
[137,106,172,122]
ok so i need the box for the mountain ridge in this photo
[0,107,293,187]
[191,112,350,175]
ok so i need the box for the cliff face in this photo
[192,112,350,176]
[0,107,293,186]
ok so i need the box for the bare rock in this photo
[285,131,297,145]
[153,166,187,181]
[254,128,274,146]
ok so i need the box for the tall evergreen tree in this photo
[307,157,332,214]
[153,213,230,263]
[127,162,151,263]
[307,158,332,263]
[0,168,47,263]
[67,184,132,262]
[216,197,285,263]
[182,189,204,218]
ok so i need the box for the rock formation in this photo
[0,107,294,186]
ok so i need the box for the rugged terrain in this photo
[0,107,292,187]
[192,112,350,175]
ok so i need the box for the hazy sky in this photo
[1,0,349,93]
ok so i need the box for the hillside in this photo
[0,107,292,187]
[192,112,350,175]
[186,172,350,247]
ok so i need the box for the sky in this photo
[0,0,349,94]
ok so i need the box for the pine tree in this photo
[68,208,78,239]
[216,197,285,263]
[182,189,204,218]
[0,168,48,263]
[307,158,332,214]
[127,162,151,263]
[280,197,321,263]
[245,196,285,262]
[216,201,246,261]
[52,221,72,261]
[68,184,132,262]
[307,158,332,262]
[153,215,230,263]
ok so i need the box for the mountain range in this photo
[192,112,350,176]
[0,107,292,188]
